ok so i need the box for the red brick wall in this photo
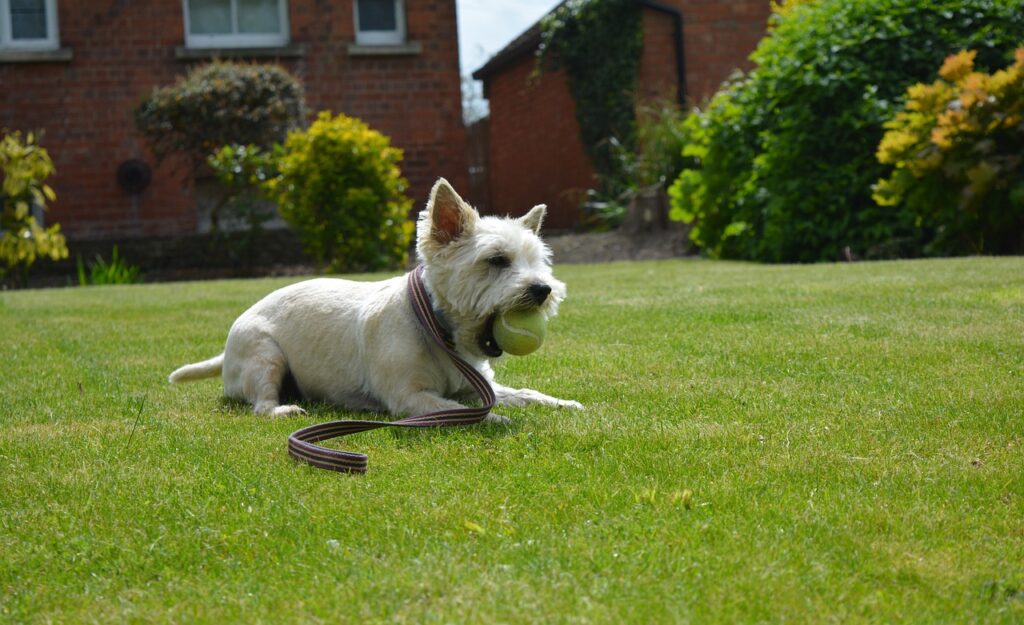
[634,1,772,107]
[481,1,770,230]
[678,0,769,102]
[483,58,593,230]
[0,0,466,240]
[638,8,681,105]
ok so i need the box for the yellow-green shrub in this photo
[266,112,413,272]
[1,131,67,282]
[874,49,1024,254]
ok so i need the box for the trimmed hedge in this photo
[135,61,306,165]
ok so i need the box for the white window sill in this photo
[347,41,422,57]
[0,47,73,63]
[175,44,306,60]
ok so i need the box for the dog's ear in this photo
[519,204,547,234]
[428,178,476,244]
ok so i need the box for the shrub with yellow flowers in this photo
[874,49,1024,255]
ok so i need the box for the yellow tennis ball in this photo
[493,309,547,356]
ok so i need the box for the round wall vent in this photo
[116,159,152,195]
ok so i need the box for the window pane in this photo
[358,0,396,32]
[189,0,231,35]
[238,0,280,34]
[11,0,48,40]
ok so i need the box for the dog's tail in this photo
[168,354,224,384]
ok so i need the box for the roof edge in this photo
[470,25,544,82]
[471,0,687,107]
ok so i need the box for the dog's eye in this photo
[488,254,511,269]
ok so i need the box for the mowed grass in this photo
[1,257,1022,624]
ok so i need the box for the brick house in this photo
[472,0,771,230]
[0,0,467,241]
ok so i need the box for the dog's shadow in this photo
[217,397,520,448]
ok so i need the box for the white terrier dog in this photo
[169,178,583,422]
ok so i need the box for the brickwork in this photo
[477,0,771,230]
[484,59,593,230]
[677,0,770,102]
[637,8,682,105]
[0,0,467,240]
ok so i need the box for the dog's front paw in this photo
[559,399,585,411]
[484,412,511,425]
[270,404,306,417]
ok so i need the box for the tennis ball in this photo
[493,308,547,356]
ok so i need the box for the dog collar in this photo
[416,265,456,349]
[415,266,502,358]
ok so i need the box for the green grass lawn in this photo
[1,257,1022,623]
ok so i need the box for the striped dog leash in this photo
[287,265,496,474]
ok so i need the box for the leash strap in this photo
[287,265,496,473]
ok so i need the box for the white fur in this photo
[169,178,583,421]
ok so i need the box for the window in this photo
[0,0,59,49]
[354,0,405,46]
[183,0,289,48]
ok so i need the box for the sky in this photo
[456,0,563,77]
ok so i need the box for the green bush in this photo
[669,0,1024,262]
[584,102,689,229]
[265,111,413,272]
[76,245,143,286]
[874,49,1024,255]
[1,130,68,283]
[135,61,306,165]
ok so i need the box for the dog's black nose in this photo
[528,283,552,305]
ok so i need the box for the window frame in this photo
[182,0,290,49]
[353,0,405,46]
[0,0,60,50]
